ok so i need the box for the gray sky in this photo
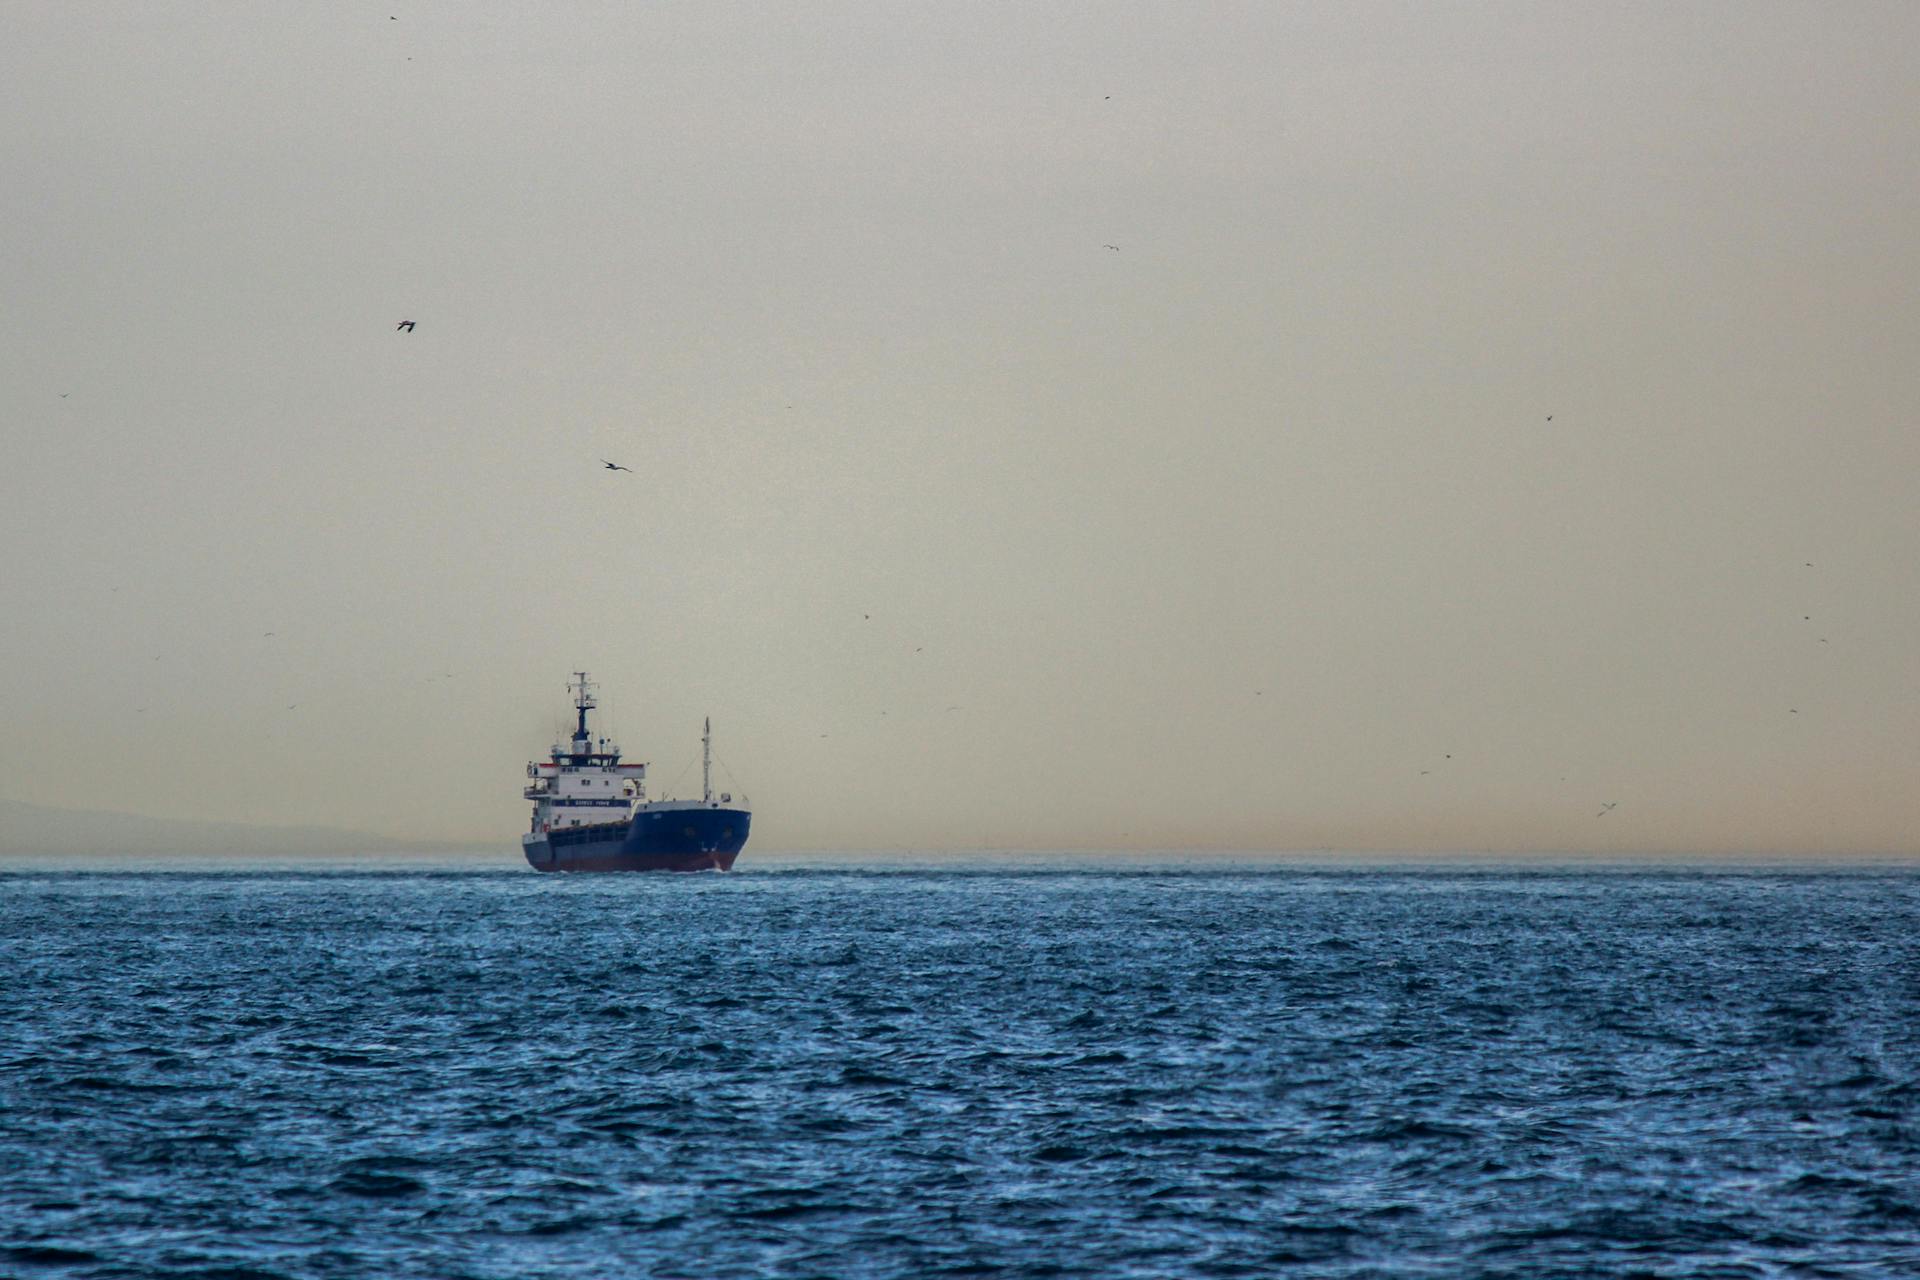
[4,2,1918,853]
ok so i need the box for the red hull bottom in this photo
[531,849,738,873]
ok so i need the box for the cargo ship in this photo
[521,673,750,872]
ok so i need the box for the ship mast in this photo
[568,672,597,749]
[702,716,712,805]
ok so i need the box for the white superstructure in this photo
[523,674,645,835]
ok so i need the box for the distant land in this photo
[0,799,469,857]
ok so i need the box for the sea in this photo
[2,855,1917,1279]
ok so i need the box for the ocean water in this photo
[1,859,1917,1279]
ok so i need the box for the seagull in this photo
[601,460,632,473]
[396,320,415,332]
[1596,802,1617,818]
[1103,244,1120,251]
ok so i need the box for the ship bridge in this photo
[525,673,647,826]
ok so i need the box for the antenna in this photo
[702,717,713,805]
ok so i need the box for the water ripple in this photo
[1,865,1917,1278]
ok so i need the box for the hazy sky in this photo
[4,2,1917,853]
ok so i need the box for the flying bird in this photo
[396,320,415,332]
[1103,244,1120,251]
[1596,802,1617,818]
[601,460,632,473]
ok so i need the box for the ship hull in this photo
[523,806,750,873]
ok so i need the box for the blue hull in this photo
[524,807,750,872]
